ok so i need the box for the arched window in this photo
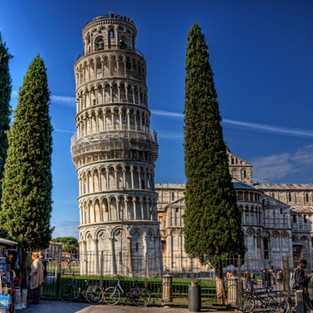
[306,193,309,202]
[108,30,114,48]
[172,192,175,201]
[95,37,104,51]
[119,39,126,49]
[288,192,292,202]
[304,215,308,223]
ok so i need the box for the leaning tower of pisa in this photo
[71,13,162,276]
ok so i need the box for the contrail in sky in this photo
[14,92,313,139]
[51,95,75,104]
[151,109,313,138]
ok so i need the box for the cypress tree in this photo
[0,33,12,209]
[183,23,245,302]
[0,55,53,249]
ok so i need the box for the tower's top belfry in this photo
[81,13,137,55]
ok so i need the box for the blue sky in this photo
[1,0,313,238]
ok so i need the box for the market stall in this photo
[0,238,19,312]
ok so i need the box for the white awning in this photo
[0,238,18,246]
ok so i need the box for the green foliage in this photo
[183,23,245,266]
[0,33,12,208]
[0,55,53,249]
[51,237,78,252]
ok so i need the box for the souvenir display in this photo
[0,239,18,313]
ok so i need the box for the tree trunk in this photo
[215,260,226,305]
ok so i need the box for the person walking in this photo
[294,259,313,312]
[29,252,45,304]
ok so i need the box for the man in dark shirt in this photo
[39,252,47,300]
[295,259,313,312]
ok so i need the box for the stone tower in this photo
[71,13,162,276]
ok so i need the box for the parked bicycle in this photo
[59,275,103,304]
[238,279,289,313]
[103,275,151,306]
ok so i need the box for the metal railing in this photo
[71,129,158,147]
[84,14,135,27]
[19,250,304,309]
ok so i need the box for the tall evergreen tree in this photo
[0,55,53,249]
[0,33,12,209]
[183,23,245,302]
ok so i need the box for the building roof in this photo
[156,180,259,191]
[261,193,289,208]
[232,179,259,191]
[155,183,185,189]
[255,183,313,190]
[290,206,313,214]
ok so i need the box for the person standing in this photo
[244,270,250,290]
[269,267,276,286]
[29,252,44,304]
[39,252,47,299]
[261,269,267,288]
[295,259,313,312]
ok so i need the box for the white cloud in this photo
[52,220,79,239]
[290,144,313,166]
[253,153,295,182]
[253,144,313,182]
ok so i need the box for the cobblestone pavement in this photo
[21,300,236,313]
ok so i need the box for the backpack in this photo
[289,268,300,289]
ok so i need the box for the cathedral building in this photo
[156,147,313,271]
[71,14,162,276]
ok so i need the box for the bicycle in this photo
[238,280,289,313]
[59,275,103,304]
[103,275,151,306]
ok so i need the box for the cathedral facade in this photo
[71,14,162,276]
[156,148,313,271]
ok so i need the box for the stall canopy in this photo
[0,239,18,246]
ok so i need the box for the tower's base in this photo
[79,221,163,277]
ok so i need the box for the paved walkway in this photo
[21,300,236,313]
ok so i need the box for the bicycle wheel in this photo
[86,285,104,304]
[103,286,120,305]
[238,291,255,313]
[59,283,76,302]
[132,287,151,307]
[267,295,289,313]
